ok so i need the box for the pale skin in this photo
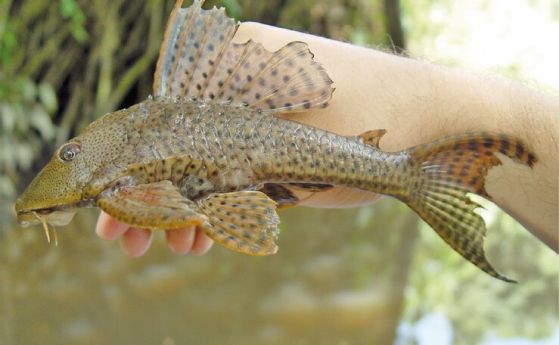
[96,22,559,257]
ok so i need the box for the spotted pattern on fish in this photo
[15,0,538,282]
[154,0,333,113]
[197,191,280,255]
[402,133,538,283]
[97,180,207,229]
[88,92,535,282]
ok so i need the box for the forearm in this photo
[234,22,559,251]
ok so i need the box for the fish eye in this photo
[59,142,81,162]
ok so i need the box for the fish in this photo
[14,0,537,282]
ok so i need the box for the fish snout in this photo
[14,196,51,226]
[14,185,79,227]
[14,196,37,226]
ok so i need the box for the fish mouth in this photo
[16,206,77,227]
[15,206,77,246]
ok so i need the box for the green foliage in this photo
[59,0,88,43]
[0,72,58,226]
[0,1,60,215]
[0,23,16,66]
[277,0,386,45]
[222,0,242,20]
[0,77,57,196]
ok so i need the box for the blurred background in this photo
[0,0,557,344]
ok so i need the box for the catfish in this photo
[15,0,537,282]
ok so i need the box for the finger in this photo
[96,212,129,240]
[120,228,153,257]
[165,227,197,255]
[190,228,214,256]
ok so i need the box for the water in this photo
[0,200,418,344]
[1,198,556,345]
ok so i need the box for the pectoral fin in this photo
[97,181,207,229]
[197,191,280,256]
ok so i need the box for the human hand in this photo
[95,211,214,257]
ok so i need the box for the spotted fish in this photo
[15,0,537,282]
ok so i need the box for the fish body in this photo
[16,98,405,227]
[86,99,406,198]
[15,0,537,282]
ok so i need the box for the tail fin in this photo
[403,132,536,282]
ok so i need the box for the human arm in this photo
[98,22,559,255]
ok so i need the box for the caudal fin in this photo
[403,132,536,282]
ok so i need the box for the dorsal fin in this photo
[153,0,334,113]
[358,129,387,148]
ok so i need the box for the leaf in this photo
[19,79,36,102]
[30,105,55,140]
[223,0,242,20]
[60,0,80,18]
[0,175,16,197]
[59,0,89,43]
[15,142,34,170]
[12,102,30,132]
[0,136,15,171]
[38,82,58,114]
[0,103,16,133]
[0,28,17,66]
[71,24,89,43]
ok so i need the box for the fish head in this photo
[15,107,130,227]
[15,145,82,227]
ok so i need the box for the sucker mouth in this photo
[29,207,59,216]
[16,199,93,220]
[16,206,79,246]
[15,198,96,245]
[16,205,78,228]
[17,205,66,220]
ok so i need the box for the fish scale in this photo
[15,0,538,282]
[106,99,399,198]
[150,101,401,194]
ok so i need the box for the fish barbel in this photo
[15,0,536,282]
